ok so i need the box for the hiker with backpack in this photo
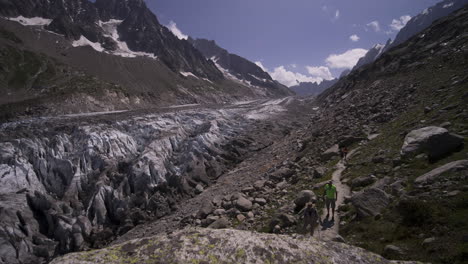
[323,180,338,221]
[301,201,321,236]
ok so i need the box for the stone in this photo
[269,167,294,182]
[414,160,468,184]
[236,214,246,222]
[321,144,340,161]
[212,196,223,207]
[275,181,288,189]
[226,208,241,217]
[247,212,254,218]
[383,245,405,257]
[195,184,204,194]
[241,187,255,193]
[208,218,229,229]
[277,213,296,228]
[294,190,316,209]
[253,180,266,189]
[313,166,327,178]
[213,209,226,216]
[50,228,414,264]
[196,202,214,219]
[222,201,233,210]
[351,188,391,219]
[235,197,253,212]
[351,175,376,188]
[401,126,464,161]
[422,237,436,246]
[254,198,267,206]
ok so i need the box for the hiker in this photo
[340,146,348,162]
[301,202,320,236]
[323,180,338,220]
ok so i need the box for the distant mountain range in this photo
[354,0,468,71]
[289,79,338,97]
[0,0,293,119]
[188,38,292,97]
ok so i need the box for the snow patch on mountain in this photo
[99,20,157,59]
[72,36,105,52]
[180,72,198,79]
[443,2,454,8]
[6,16,52,26]
[211,57,259,88]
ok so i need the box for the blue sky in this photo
[147,0,441,86]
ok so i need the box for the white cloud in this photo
[306,66,333,80]
[270,66,323,87]
[349,34,360,42]
[389,15,411,31]
[366,21,380,32]
[335,10,340,19]
[325,48,368,69]
[255,61,267,71]
[167,21,188,40]
[290,64,297,68]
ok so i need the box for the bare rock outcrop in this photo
[50,228,419,264]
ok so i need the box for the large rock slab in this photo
[50,228,419,264]
[351,188,391,218]
[401,126,464,160]
[415,160,468,184]
[321,144,340,161]
[294,190,316,209]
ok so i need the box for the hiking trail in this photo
[315,149,357,241]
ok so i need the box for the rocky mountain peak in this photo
[95,0,149,21]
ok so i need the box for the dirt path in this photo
[314,149,357,241]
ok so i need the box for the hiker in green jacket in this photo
[323,180,338,220]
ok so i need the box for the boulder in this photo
[254,198,267,206]
[415,160,468,184]
[195,184,204,194]
[422,237,436,247]
[196,202,214,219]
[270,213,296,229]
[351,188,391,218]
[50,228,414,264]
[253,180,266,189]
[208,218,229,229]
[383,245,405,257]
[401,126,464,161]
[235,197,253,212]
[351,175,376,188]
[294,190,316,209]
[321,144,340,161]
[236,214,246,222]
[269,167,294,182]
[313,167,327,178]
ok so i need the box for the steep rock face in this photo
[353,40,390,70]
[0,0,223,80]
[389,0,468,49]
[352,0,468,72]
[189,38,293,97]
[50,228,419,264]
[290,79,338,97]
